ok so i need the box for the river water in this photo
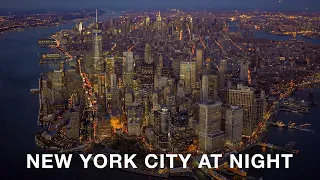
[228,22,320,179]
[0,13,169,180]
[0,15,320,180]
[244,89,320,180]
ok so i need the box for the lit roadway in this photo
[237,76,320,152]
[54,33,98,141]
[52,37,74,61]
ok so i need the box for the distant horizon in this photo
[0,7,319,14]
[0,0,319,12]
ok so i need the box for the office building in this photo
[196,49,203,77]
[180,61,196,94]
[144,43,152,64]
[127,103,144,136]
[201,74,218,101]
[154,108,171,151]
[228,84,265,136]
[225,106,243,145]
[92,28,103,72]
[240,61,249,82]
[198,102,225,152]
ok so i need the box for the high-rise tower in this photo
[198,102,224,152]
[92,9,103,73]
[201,74,218,102]
[196,49,203,78]
[225,106,243,145]
[228,84,264,136]
[144,43,152,64]
[240,60,249,82]
[156,11,162,29]
[179,61,196,94]
[218,59,227,90]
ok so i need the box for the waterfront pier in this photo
[257,141,299,154]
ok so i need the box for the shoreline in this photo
[0,16,96,35]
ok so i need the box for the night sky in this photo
[0,0,319,11]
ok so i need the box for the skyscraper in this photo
[145,15,150,26]
[225,106,243,145]
[92,10,103,73]
[154,107,171,151]
[156,11,162,29]
[125,90,133,109]
[228,84,264,136]
[127,103,143,136]
[240,61,249,82]
[201,74,218,102]
[179,61,196,94]
[201,75,209,101]
[220,59,227,72]
[198,102,225,152]
[196,49,203,77]
[110,88,121,116]
[76,21,83,33]
[104,56,115,91]
[218,59,227,90]
[123,51,134,72]
[97,74,105,97]
[110,73,117,89]
[122,52,134,89]
[144,43,152,64]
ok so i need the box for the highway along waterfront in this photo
[243,88,320,180]
[227,21,320,180]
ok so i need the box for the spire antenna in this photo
[95,9,98,23]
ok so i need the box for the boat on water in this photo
[300,123,311,128]
[288,121,296,125]
[30,88,40,94]
[288,121,296,129]
[298,109,311,114]
[292,110,299,113]
[273,121,286,127]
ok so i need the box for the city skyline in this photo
[0,4,320,180]
[1,0,320,12]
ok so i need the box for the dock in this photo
[30,88,39,94]
[279,108,310,114]
[257,141,299,154]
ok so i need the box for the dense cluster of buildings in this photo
[37,9,319,154]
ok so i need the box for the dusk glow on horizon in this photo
[0,0,319,11]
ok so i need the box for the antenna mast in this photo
[95,9,98,23]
